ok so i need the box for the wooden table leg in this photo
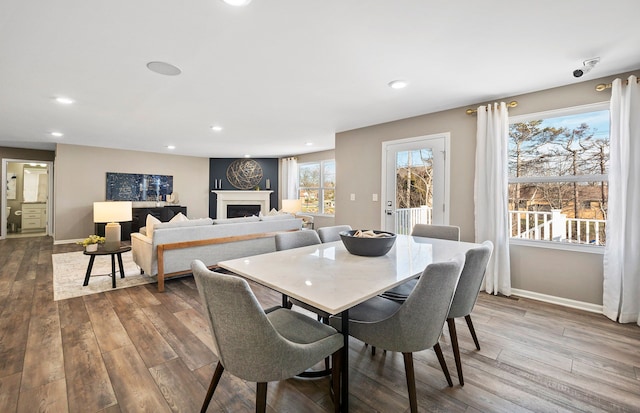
[83,255,96,286]
[111,254,116,288]
[116,252,125,279]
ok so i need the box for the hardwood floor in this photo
[1,236,639,412]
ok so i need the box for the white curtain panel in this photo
[280,157,298,200]
[603,75,640,325]
[474,102,512,296]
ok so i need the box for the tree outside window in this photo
[298,160,335,215]
[508,106,609,246]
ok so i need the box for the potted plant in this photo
[77,235,105,252]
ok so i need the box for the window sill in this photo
[301,213,335,218]
[509,238,604,254]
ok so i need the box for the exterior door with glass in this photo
[382,134,449,234]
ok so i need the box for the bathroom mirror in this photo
[23,167,48,202]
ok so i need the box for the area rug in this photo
[52,251,156,301]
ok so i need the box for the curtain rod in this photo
[465,101,518,115]
[596,77,640,92]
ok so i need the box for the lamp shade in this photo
[281,199,302,214]
[93,201,132,223]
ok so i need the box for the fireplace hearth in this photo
[227,204,261,218]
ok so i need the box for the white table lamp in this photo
[281,199,302,214]
[94,201,132,251]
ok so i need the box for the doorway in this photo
[2,159,53,239]
[381,133,450,234]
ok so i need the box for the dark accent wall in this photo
[209,158,279,218]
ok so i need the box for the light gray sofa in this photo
[131,215,303,291]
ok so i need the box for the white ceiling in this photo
[1,0,639,158]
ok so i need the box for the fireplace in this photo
[213,190,273,219]
[227,204,261,218]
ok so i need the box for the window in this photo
[508,103,609,247]
[298,160,335,215]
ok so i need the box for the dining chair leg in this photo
[371,345,376,356]
[447,318,464,386]
[465,315,481,350]
[201,361,224,413]
[433,342,453,387]
[256,382,268,413]
[331,349,343,413]
[402,352,418,413]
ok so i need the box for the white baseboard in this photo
[510,288,603,314]
[54,239,83,245]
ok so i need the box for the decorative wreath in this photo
[226,159,263,190]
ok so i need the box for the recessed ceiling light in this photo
[50,132,63,137]
[244,154,251,158]
[223,0,252,6]
[305,142,313,146]
[55,97,74,104]
[388,80,408,89]
[167,145,176,150]
[211,125,223,132]
[147,61,182,76]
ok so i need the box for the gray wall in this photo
[335,70,636,306]
[54,144,209,241]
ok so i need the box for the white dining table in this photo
[218,234,480,412]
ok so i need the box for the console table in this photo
[131,206,187,233]
[95,206,187,240]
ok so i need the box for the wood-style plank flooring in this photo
[1,236,639,412]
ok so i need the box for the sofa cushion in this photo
[212,216,260,225]
[154,218,213,231]
[260,213,295,221]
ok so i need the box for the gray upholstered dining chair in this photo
[412,223,460,241]
[329,255,465,413]
[380,241,493,386]
[380,223,460,300]
[191,260,343,413]
[445,240,493,386]
[317,225,353,243]
[274,229,321,250]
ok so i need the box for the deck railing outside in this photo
[509,209,606,245]
[396,207,606,246]
[395,206,432,235]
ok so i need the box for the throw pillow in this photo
[146,214,162,236]
[170,212,189,223]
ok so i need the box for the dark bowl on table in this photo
[339,230,397,257]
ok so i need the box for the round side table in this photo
[83,245,132,288]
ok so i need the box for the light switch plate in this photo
[372,194,378,201]
[350,193,356,201]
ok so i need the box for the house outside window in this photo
[298,160,335,215]
[508,103,609,248]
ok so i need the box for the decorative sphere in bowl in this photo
[339,230,397,256]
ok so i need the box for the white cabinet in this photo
[21,203,46,231]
